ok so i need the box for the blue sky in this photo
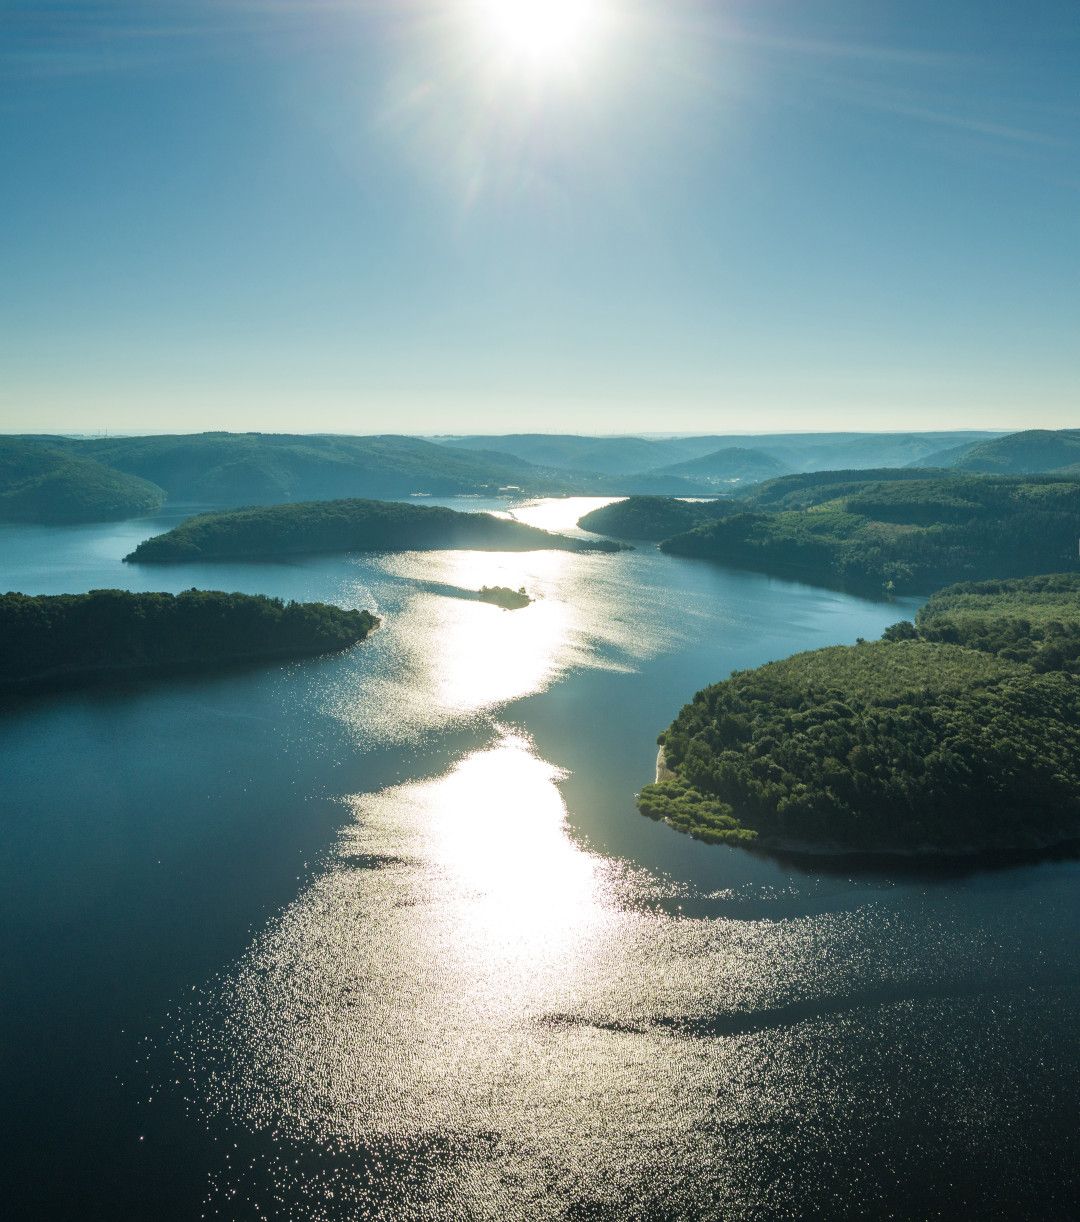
[2,0,1077,435]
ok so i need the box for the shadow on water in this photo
[749,837,1080,879]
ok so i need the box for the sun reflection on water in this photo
[181,727,1032,1219]
[327,535,682,744]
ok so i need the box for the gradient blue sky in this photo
[2,0,1077,434]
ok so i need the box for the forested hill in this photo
[578,496,738,541]
[0,590,378,692]
[125,498,626,563]
[2,432,1016,524]
[63,433,562,504]
[659,474,1080,593]
[639,603,1080,856]
[0,439,165,524]
[736,467,948,510]
[439,431,999,475]
[919,429,1080,475]
[642,447,788,487]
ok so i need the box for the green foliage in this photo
[660,474,1080,593]
[642,632,1080,854]
[0,589,378,690]
[915,573,1080,673]
[737,467,948,510]
[0,439,165,524]
[125,498,626,563]
[577,496,737,541]
[637,777,756,844]
[477,585,531,609]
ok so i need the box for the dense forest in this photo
[0,589,377,691]
[578,496,737,541]
[69,432,567,504]
[881,573,1080,673]
[658,474,1080,593]
[640,619,1080,854]
[125,498,625,563]
[0,439,165,524]
[736,467,948,510]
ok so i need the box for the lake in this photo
[2,498,1077,1219]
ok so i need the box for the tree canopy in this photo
[658,474,1080,593]
[640,581,1080,855]
[0,439,165,524]
[126,498,625,563]
[578,496,737,541]
[0,589,378,691]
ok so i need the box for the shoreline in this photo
[650,749,1080,865]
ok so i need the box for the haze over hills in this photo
[0,439,166,523]
[440,431,1002,476]
[60,433,564,504]
[4,428,1078,527]
[646,446,788,487]
[918,429,1080,475]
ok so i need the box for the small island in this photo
[477,585,531,610]
[639,573,1080,856]
[0,589,378,693]
[124,498,626,563]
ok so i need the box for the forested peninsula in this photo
[664,473,1080,592]
[639,574,1080,857]
[578,473,1080,593]
[0,590,378,692]
[125,499,624,563]
[578,496,737,541]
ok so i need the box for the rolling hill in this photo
[644,446,788,487]
[0,439,166,524]
[919,429,1080,475]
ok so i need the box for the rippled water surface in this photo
[2,499,1078,1220]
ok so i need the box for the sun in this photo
[474,0,605,71]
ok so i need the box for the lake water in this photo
[2,498,1078,1220]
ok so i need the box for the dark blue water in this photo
[2,501,1077,1220]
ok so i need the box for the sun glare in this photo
[474,0,604,70]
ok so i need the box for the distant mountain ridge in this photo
[918,429,1080,475]
[0,429,1023,525]
[645,446,788,486]
[439,431,1002,477]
